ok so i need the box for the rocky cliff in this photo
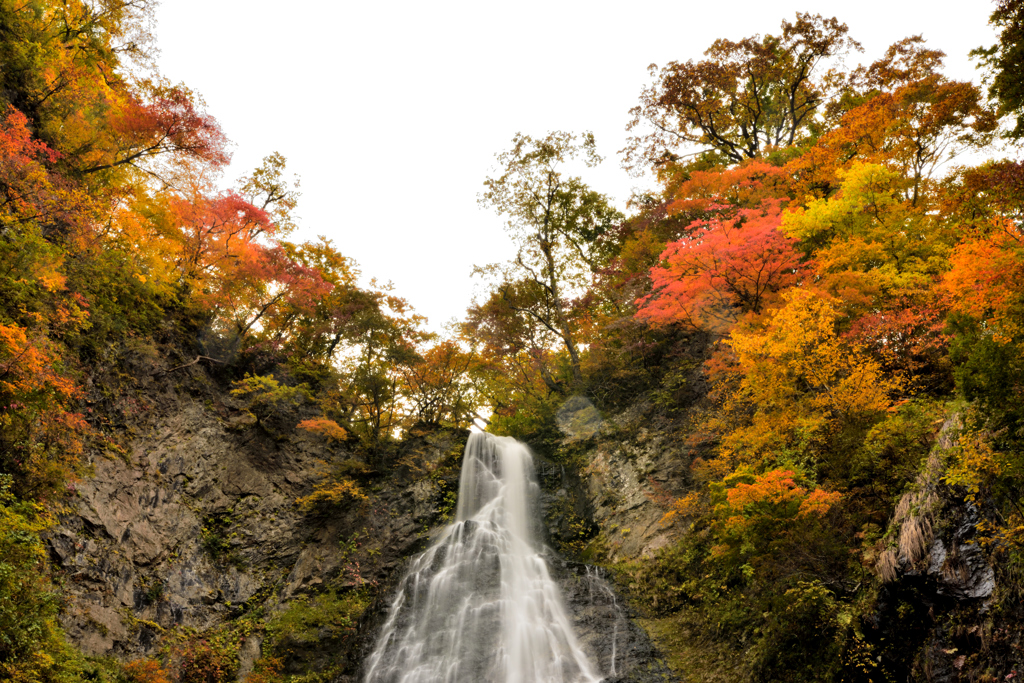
[548,395,1024,682]
[48,342,676,681]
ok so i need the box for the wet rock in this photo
[555,561,676,682]
[926,515,995,600]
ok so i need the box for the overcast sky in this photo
[153,1,998,333]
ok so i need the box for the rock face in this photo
[45,346,464,678]
[859,417,1022,681]
[540,395,704,564]
[49,344,679,680]
[50,378,343,660]
[926,518,995,601]
[555,560,675,682]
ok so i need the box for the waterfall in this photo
[363,433,602,683]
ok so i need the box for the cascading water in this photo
[363,433,602,683]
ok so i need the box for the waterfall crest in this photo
[363,433,602,683]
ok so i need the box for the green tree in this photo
[973,0,1024,138]
[0,476,79,681]
[478,131,622,387]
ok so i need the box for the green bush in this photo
[0,475,85,682]
[264,589,370,654]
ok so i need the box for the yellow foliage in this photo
[723,288,899,461]
[940,425,1024,554]
[782,163,950,312]
[943,430,1002,504]
[660,491,706,525]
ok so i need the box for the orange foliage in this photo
[789,39,996,203]
[153,187,335,342]
[664,160,796,216]
[123,659,172,683]
[726,469,806,511]
[0,323,88,500]
[166,189,276,286]
[798,488,844,517]
[297,418,349,442]
[637,199,805,331]
[941,219,1024,339]
[659,491,707,525]
[400,340,478,428]
[720,469,841,531]
[722,289,898,461]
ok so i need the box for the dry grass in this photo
[875,436,948,581]
[898,515,933,564]
[893,493,912,525]
[877,549,899,583]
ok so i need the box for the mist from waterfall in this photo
[363,432,602,683]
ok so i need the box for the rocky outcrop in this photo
[556,561,675,682]
[543,396,705,564]
[875,417,995,598]
[864,416,1022,681]
[43,343,467,679]
[50,382,341,658]
[48,342,679,680]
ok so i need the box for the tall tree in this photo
[478,131,622,386]
[794,38,997,206]
[624,13,860,170]
[973,0,1024,138]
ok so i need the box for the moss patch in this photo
[265,588,371,655]
[638,612,745,683]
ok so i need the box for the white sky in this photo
[153,1,998,333]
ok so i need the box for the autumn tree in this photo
[466,277,568,396]
[637,197,804,332]
[76,80,229,184]
[238,151,301,235]
[478,131,622,387]
[941,212,1024,429]
[0,0,156,147]
[794,38,997,206]
[783,162,951,310]
[722,288,899,463]
[624,13,860,170]
[941,160,1024,234]
[973,0,1024,138]
[400,339,480,429]
[272,238,376,365]
[713,469,842,557]
[334,287,428,447]
[0,107,90,236]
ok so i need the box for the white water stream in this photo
[363,433,602,683]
